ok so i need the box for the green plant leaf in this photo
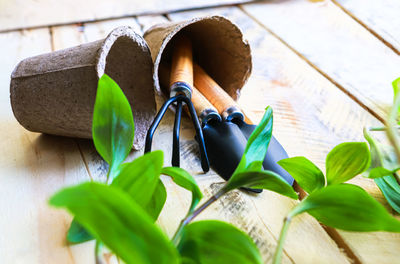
[224,170,298,199]
[67,218,93,244]
[278,156,325,193]
[368,167,395,179]
[50,182,179,264]
[178,220,263,264]
[234,107,273,174]
[393,77,400,118]
[112,150,163,209]
[375,175,400,214]
[146,180,167,220]
[364,121,400,214]
[288,184,400,232]
[92,74,134,179]
[326,142,371,185]
[161,167,202,213]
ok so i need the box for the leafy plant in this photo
[50,73,400,264]
[361,77,400,214]
[274,142,400,264]
[50,74,296,263]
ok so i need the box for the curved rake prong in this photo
[172,100,183,167]
[182,96,210,173]
[145,94,209,173]
[144,96,181,153]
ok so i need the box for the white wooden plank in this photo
[51,24,85,51]
[242,0,400,122]
[0,0,255,32]
[333,0,400,54]
[136,15,169,33]
[84,17,141,42]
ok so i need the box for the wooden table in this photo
[1,0,400,263]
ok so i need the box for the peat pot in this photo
[144,15,252,100]
[10,26,156,150]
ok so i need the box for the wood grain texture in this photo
[170,35,194,88]
[2,2,399,263]
[242,0,400,123]
[333,0,400,54]
[169,6,400,264]
[0,28,94,263]
[194,64,241,117]
[191,86,219,119]
[0,0,256,32]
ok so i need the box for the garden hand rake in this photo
[144,35,210,173]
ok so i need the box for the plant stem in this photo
[172,188,225,245]
[272,217,292,264]
[106,170,111,184]
[369,126,400,131]
[386,92,400,165]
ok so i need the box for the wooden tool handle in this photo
[191,86,220,123]
[170,35,193,93]
[194,64,245,122]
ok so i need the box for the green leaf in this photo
[326,142,371,185]
[161,167,202,213]
[278,156,325,193]
[146,180,167,220]
[368,167,395,179]
[66,149,164,244]
[50,182,179,264]
[92,74,134,179]
[393,77,400,118]
[364,127,400,214]
[289,184,400,232]
[112,150,163,209]
[375,175,400,214]
[224,170,298,199]
[234,107,273,174]
[178,220,263,264]
[67,218,93,244]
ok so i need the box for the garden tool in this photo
[194,64,294,185]
[158,63,261,193]
[144,35,209,173]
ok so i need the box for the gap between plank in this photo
[331,0,400,56]
[239,5,385,125]
[75,140,93,181]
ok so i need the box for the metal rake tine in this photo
[183,96,210,173]
[172,99,183,167]
[144,96,180,153]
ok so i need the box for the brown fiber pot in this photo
[10,26,156,150]
[143,15,252,100]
